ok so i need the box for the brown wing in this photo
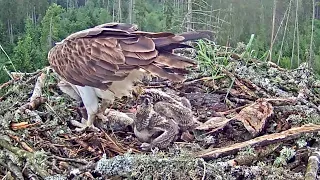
[48,23,211,90]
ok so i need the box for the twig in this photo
[10,122,41,130]
[7,160,24,180]
[18,97,47,112]
[196,124,320,159]
[304,151,320,180]
[0,78,19,90]
[14,97,47,122]
[217,104,250,116]
[30,72,46,102]
[7,134,34,152]
[10,71,41,79]
[201,159,206,180]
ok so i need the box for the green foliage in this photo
[164,0,174,29]
[134,0,149,30]
[12,18,42,72]
[273,146,296,167]
[13,35,36,71]
[195,39,229,78]
[40,3,65,58]
[144,11,165,32]
[238,146,256,156]
[0,0,319,83]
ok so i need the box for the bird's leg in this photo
[140,119,179,151]
[73,85,100,132]
[96,99,112,123]
[103,99,115,116]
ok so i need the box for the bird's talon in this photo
[81,118,87,124]
[97,113,109,123]
[75,126,87,132]
[75,125,100,132]
[140,143,152,151]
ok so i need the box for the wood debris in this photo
[196,124,320,159]
[234,98,273,136]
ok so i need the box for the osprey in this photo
[48,22,211,131]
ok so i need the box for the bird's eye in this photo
[144,97,151,105]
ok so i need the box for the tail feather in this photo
[153,36,184,47]
[142,30,212,82]
[158,65,190,75]
[153,30,213,51]
[143,64,185,82]
[158,43,193,52]
[178,30,213,42]
[154,53,197,69]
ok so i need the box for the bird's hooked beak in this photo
[143,97,151,106]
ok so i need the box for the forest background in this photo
[0,0,319,83]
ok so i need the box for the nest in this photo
[1,46,320,179]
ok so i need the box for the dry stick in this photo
[7,134,34,152]
[304,151,320,180]
[14,72,47,123]
[14,97,47,123]
[0,78,19,90]
[217,104,250,116]
[218,97,297,116]
[10,71,41,79]
[7,160,24,180]
[196,124,320,159]
[30,72,46,102]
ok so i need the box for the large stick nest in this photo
[1,43,320,179]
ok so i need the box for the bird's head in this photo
[135,97,153,120]
[138,96,153,111]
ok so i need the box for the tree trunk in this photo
[187,0,192,32]
[48,16,53,49]
[118,0,122,22]
[33,6,36,24]
[129,0,133,23]
[112,1,115,22]
[269,0,277,61]
[8,20,13,44]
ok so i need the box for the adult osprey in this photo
[48,22,211,131]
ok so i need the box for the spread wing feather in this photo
[48,22,212,90]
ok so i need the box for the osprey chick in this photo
[48,22,211,131]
